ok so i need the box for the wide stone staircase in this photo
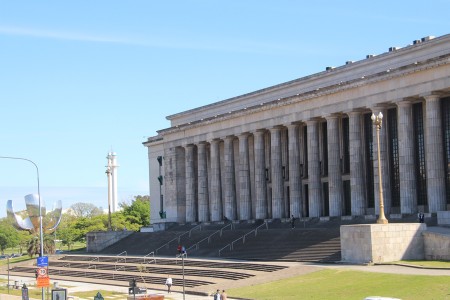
[4,219,347,296]
[5,254,288,295]
[99,219,342,262]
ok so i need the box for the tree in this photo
[57,214,80,251]
[17,230,31,254]
[27,235,39,257]
[70,202,103,218]
[0,219,20,254]
[121,195,150,228]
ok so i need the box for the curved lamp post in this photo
[371,113,389,224]
[0,156,45,299]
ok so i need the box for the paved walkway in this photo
[1,262,449,300]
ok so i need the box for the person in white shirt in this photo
[165,275,173,293]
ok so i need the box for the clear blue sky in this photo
[1,1,449,217]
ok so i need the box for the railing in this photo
[58,263,70,274]
[186,222,233,252]
[144,251,156,264]
[155,224,202,254]
[114,251,128,275]
[175,252,187,265]
[115,264,125,271]
[218,221,268,256]
[116,251,127,263]
[88,256,99,269]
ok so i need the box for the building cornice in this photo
[153,53,450,138]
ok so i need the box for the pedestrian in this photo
[165,275,172,293]
[177,244,182,254]
[213,289,221,300]
[418,212,425,223]
[221,289,228,300]
[181,245,186,255]
[291,215,296,229]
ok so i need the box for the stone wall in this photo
[437,211,450,225]
[340,223,426,264]
[86,230,133,253]
[423,229,450,261]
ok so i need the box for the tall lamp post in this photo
[0,156,45,299]
[371,113,389,224]
[181,253,186,300]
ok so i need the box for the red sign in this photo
[37,268,47,277]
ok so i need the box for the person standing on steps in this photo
[291,214,296,229]
[165,275,173,293]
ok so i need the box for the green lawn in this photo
[228,269,450,300]
[1,257,449,299]
[397,260,450,268]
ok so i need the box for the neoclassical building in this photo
[144,34,450,225]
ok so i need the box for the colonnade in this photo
[172,96,449,223]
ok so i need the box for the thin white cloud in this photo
[0,25,136,44]
[0,25,292,54]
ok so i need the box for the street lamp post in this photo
[182,253,186,300]
[0,156,45,299]
[371,113,389,224]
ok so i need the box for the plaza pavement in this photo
[1,262,449,300]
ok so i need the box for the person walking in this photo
[165,275,173,293]
[213,289,221,300]
[221,289,228,300]
[291,215,296,229]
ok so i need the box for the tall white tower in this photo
[106,152,119,213]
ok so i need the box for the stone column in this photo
[210,139,222,221]
[185,144,196,222]
[348,112,366,215]
[197,142,209,222]
[287,124,302,218]
[307,120,322,217]
[424,95,447,212]
[224,136,237,220]
[270,126,284,219]
[238,133,252,220]
[397,101,417,214]
[327,116,343,216]
[254,130,268,219]
[372,108,392,215]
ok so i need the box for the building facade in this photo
[144,34,450,225]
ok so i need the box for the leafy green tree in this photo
[17,230,31,254]
[120,195,150,228]
[73,215,107,238]
[0,219,20,254]
[57,214,80,251]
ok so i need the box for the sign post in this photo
[36,256,50,288]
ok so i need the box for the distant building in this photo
[144,34,450,225]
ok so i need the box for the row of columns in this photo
[180,96,447,222]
